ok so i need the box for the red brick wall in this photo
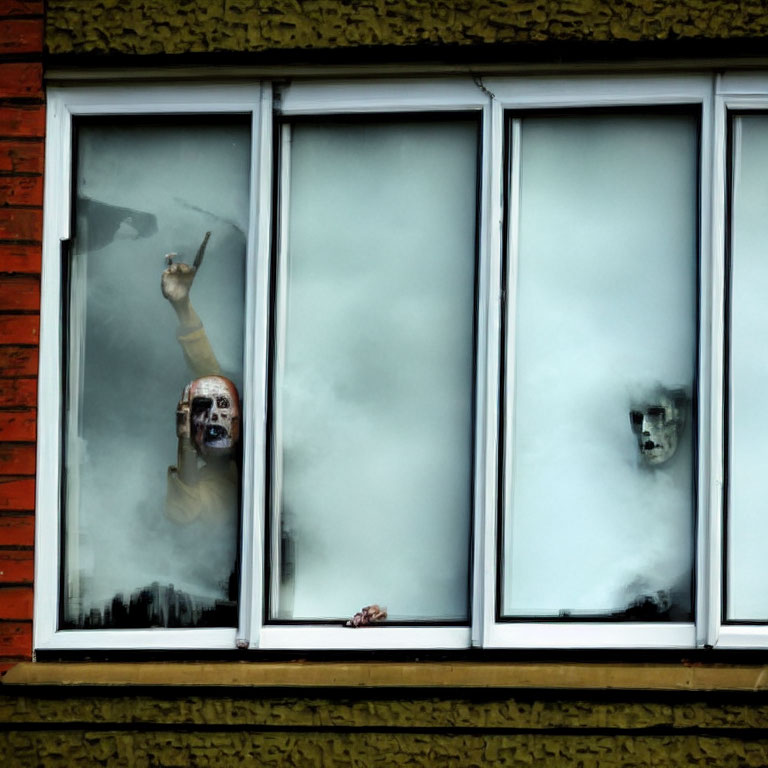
[0,0,44,674]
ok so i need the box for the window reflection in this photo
[62,120,249,629]
[270,119,478,622]
[502,113,697,620]
[728,114,768,621]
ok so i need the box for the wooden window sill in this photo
[5,661,768,690]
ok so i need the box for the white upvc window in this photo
[479,75,714,650]
[707,72,768,650]
[31,73,768,652]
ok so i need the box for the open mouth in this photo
[204,425,229,444]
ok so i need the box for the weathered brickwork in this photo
[0,0,43,675]
[0,691,766,766]
[46,0,768,56]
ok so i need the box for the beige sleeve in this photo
[165,462,238,525]
[176,322,221,378]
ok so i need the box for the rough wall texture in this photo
[46,0,768,57]
[1,690,766,766]
[0,0,43,675]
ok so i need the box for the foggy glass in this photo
[63,120,249,629]
[502,114,697,620]
[271,119,477,622]
[727,115,768,621]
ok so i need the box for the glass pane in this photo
[271,119,477,622]
[728,114,768,621]
[62,119,249,629]
[502,113,697,620]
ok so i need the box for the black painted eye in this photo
[191,397,213,416]
[216,396,230,409]
[630,411,643,429]
[647,406,665,418]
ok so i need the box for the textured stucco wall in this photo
[46,0,768,57]
[7,730,768,767]
[1,690,767,766]
[25,4,768,766]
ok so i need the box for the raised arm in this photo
[160,232,221,378]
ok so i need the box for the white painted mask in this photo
[629,390,686,466]
[182,375,241,459]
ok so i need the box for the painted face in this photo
[629,391,686,466]
[187,376,240,459]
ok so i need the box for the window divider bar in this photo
[702,84,728,648]
[471,96,500,647]
[483,113,520,643]
[502,116,523,625]
[262,121,292,630]
[237,83,271,649]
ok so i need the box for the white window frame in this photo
[708,72,768,650]
[479,74,714,649]
[35,71,768,652]
[257,78,490,651]
[35,83,268,651]
[35,79,490,652]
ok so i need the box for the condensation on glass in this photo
[727,114,768,622]
[270,118,478,622]
[501,112,698,621]
[62,118,249,629]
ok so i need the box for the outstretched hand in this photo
[161,257,196,305]
[160,232,211,306]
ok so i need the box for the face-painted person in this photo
[629,389,687,467]
[162,234,241,525]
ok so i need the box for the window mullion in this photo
[700,81,726,648]
[471,95,503,648]
[264,121,291,627]
[239,83,271,649]
[482,112,520,647]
